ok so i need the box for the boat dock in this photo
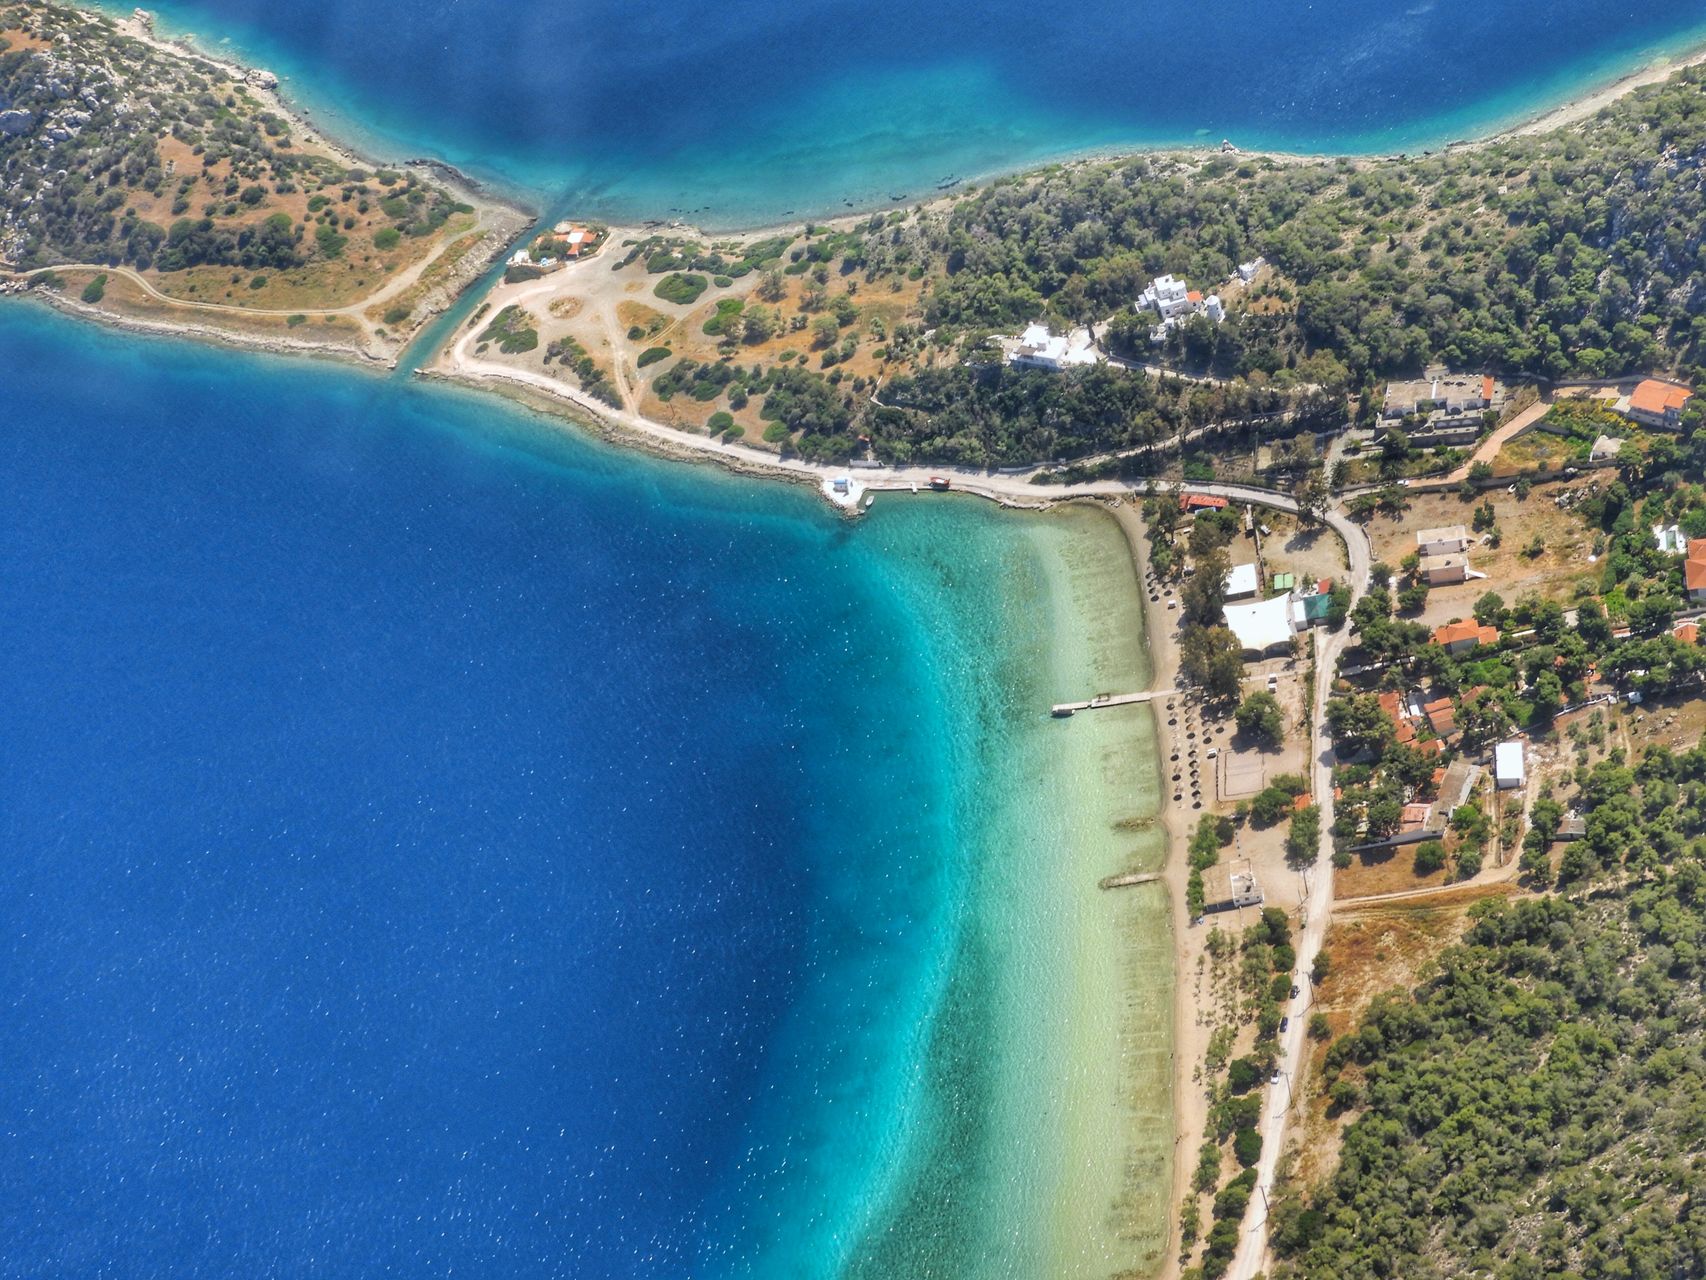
[1050,689,1174,717]
[1099,871,1163,890]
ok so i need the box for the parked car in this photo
[1279,1016,1290,1033]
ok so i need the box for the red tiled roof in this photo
[1688,554,1706,592]
[1293,791,1313,812]
[1378,690,1417,743]
[1482,375,1495,401]
[1422,697,1458,736]
[1187,290,1203,302]
[1631,379,1693,416]
[1433,620,1498,648]
[1677,621,1700,645]
[1180,494,1229,511]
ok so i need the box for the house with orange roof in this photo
[1687,538,1706,603]
[1432,620,1499,655]
[1377,690,1418,745]
[1626,379,1693,430]
[1179,493,1229,512]
[1676,620,1700,645]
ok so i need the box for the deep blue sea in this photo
[121,0,1706,223]
[0,307,1006,1277]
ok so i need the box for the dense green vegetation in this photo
[1275,788,1706,1278]
[624,65,1706,464]
[923,66,1706,388]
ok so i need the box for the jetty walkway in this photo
[1050,688,1175,717]
[1098,871,1163,890]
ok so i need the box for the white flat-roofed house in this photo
[1224,562,1260,600]
[1224,594,1307,657]
[1655,524,1687,555]
[1495,740,1525,790]
[1420,553,1469,585]
[1417,524,1470,557]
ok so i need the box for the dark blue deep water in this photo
[126,0,1706,222]
[0,309,999,1277]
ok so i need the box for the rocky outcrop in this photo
[0,109,33,135]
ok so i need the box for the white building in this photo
[1006,322,1102,371]
[1236,258,1264,284]
[1224,562,1260,600]
[1204,295,1226,323]
[1224,594,1307,657]
[1420,552,1469,586]
[1655,524,1687,555]
[1417,524,1470,556]
[1140,274,1194,320]
[1494,740,1525,790]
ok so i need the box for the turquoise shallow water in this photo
[0,306,1166,1277]
[113,0,1706,223]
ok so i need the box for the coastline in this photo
[1109,498,1207,1280]
[12,0,1703,393]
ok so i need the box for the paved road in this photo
[1438,396,1552,485]
[1226,504,1368,1280]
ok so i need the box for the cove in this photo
[109,0,1706,224]
[0,305,1170,1277]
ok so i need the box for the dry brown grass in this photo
[1288,893,1503,1187]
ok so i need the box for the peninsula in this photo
[0,0,528,362]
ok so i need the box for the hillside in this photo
[0,0,526,359]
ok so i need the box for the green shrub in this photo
[636,346,672,368]
[1413,840,1446,875]
[763,421,791,443]
[373,227,401,250]
[707,411,736,435]
[382,305,411,326]
[626,325,646,341]
[249,274,268,290]
[654,272,709,305]
[1233,1126,1263,1168]
[286,314,307,327]
[712,274,733,288]
[477,305,540,354]
[80,273,107,304]
[314,225,348,258]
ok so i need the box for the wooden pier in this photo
[1099,871,1164,890]
[1051,688,1174,717]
